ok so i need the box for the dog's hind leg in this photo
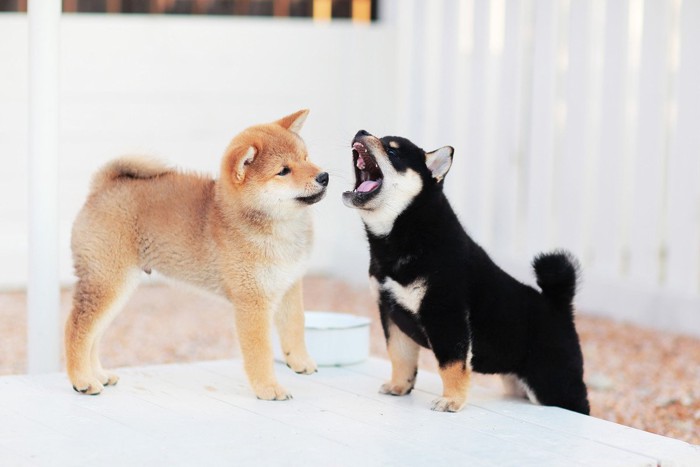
[518,351,590,415]
[501,374,529,399]
[65,268,140,395]
[274,281,317,375]
[379,320,420,396]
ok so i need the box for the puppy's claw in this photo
[254,383,293,401]
[431,396,465,412]
[97,371,119,387]
[379,382,414,396]
[71,379,104,396]
[285,353,318,375]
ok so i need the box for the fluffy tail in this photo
[532,250,580,309]
[89,156,172,193]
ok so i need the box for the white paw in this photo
[431,396,466,412]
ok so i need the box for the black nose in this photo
[355,130,370,138]
[315,172,329,187]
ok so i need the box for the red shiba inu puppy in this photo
[66,110,327,401]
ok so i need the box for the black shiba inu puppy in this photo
[342,130,590,415]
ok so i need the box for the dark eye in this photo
[277,166,291,176]
[387,148,398,157]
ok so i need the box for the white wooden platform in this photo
[1,358,697,466]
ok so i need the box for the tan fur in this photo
[65,110,326,400]
[431,361,472,412]
[379,322,419,396]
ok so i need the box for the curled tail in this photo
[532,250,580,310]
[90,156,172,193]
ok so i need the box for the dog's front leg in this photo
[232,293,291,401]
[274,281,317,375]
[422,299,472,412]
[380,320,420,396]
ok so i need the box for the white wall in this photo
[0,13,397,289]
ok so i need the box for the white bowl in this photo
[273,311,371,367]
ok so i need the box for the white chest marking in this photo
[359,170,423,237]
[383,277,428,314]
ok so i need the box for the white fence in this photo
[1,0,699,337]
[388,0,700,336]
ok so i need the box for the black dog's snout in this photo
[355,130,370,138]
[315,172,329,187]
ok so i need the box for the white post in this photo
[27,0,61,373]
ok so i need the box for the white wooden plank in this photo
[0,376,179,466]
[344,359,700,465]
[10,369,404,466]
[665,0,700,293]
[200,362,601,466]
[2,359,698,466]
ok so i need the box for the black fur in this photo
[352,133,590,415]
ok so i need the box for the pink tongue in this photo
[357,180,379,193]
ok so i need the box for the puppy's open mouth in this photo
[342,141,383,207]
[353,142,383,194]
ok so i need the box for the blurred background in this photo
[1,0,700,442]
[2,0,698,334]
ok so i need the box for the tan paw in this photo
[285,352,318,375]
[431,396,466,412]
[71,377,104,396]
[96,370,119,386]
[254,383,293,401]
[379,381,414,396]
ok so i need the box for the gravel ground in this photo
[1,276,698,445]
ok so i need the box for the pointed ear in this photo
[233,146,257,182]
[276,109,309,134]
[425,146,454,183]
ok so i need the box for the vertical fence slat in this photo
[462,0,491,244]
[665,0,700,293]
[628,0,670,286]
[491,0,525,257]
[475,0,504,250]
[27,0,61,373]
[580,0,606,268]
[395,0,420,136]
[554,0,590,257]
[524,0,558,256]
[589,0,630,279]
[422,0,445,148]
[445,0,474,218]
